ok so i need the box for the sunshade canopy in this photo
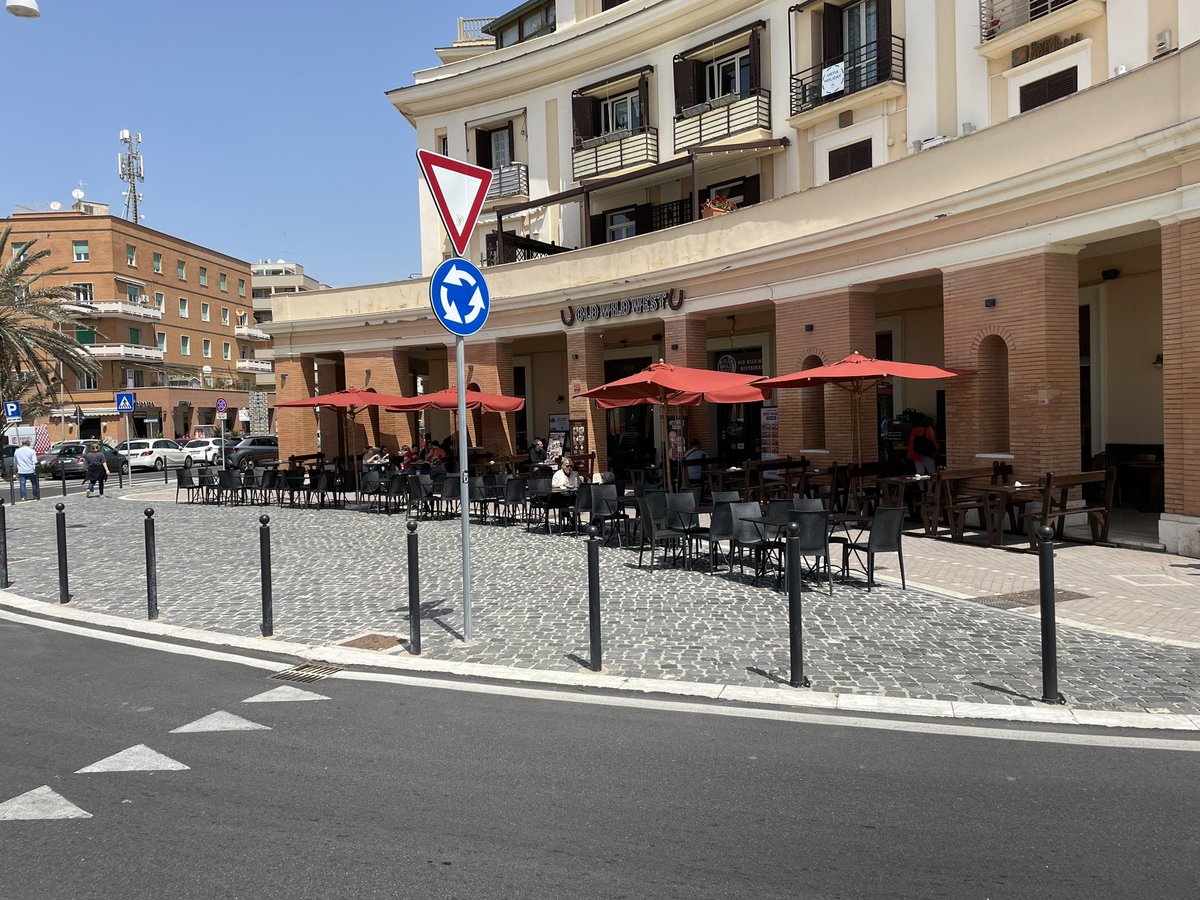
[755,352,957,390]
[386,387,525,413]
[579,362,771,409]
[275,387,412,410]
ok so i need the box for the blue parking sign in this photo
[3,401,20,423]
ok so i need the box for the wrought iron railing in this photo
[572,127,658,181]
[457,17,492,42]
[485,162,529,201]
[790,35,906,115]
[980,0,1083,43]
[484,232,573,267]
[650,198,694,232]
[673,90,770,153]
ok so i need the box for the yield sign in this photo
[417,149,493,259]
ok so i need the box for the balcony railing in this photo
[980,0,1084,43]
[572,127,659,181]
[790,36,906,115]
[485,162,530,201]
[237,358,274,373]
[86,300,164,321]
[674,90,770,153]
[82,344,165,363]
[458,16,492,42]
[484,232,573,267]
[235,323,272,341]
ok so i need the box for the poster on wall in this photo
[761,407,780,460]
[569,419,588,458]
[668,416,687,462]
[548,413,569,434]
[547,432,566,460]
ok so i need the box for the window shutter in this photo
[1019,67,1076,112]
[674,56,698,113]
[876,0,893,81]
[849,140,872,174]
[748,27,762,94]
[823,3,843,62]
[634,203,653,236]
[485,231,498,265]
[506,122,515,162]
[637,73,650,133]
[572,94,595,145]
[589,213,606,246]
[475,128,493,169]
[741,174,761,206]
[829,147,850,181]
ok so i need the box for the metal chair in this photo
[841,506,907,590]
[591,483,630,546]
[787,508,834,594]
[499,476,526,524]
[729,501,772,585]
[694,500,735,573]
[175,467,202,504]
[635,497,685,568]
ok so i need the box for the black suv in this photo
[223,435,279,470]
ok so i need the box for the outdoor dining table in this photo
[705,467,746,496]
[959,477,1044,545]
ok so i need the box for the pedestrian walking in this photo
[84,441,110,497]
[14,438,39,501]
[907,416,939,492]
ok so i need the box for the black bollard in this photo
[144,508,158,620]
[55,502,69,603]
[587,524,602,672]
[786,522,811,688]
[1037,525,1065,704]
[163,462,169,485]
[0,498,9,589]
[259,514,273,637]
[406,519,421,655]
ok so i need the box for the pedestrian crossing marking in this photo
[76,744,189,774]
[170,711,271,733]
[242,686,330,703]
[0,786,92,821]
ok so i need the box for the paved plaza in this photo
[2,484,1198,715]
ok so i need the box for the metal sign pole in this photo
[456,335,472,642]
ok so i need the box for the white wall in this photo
[954,0,990,132]
[1180,0,1200,47]
[905,0,942,143]
[1108,0,1151,73]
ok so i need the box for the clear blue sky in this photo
[0,0,502,286]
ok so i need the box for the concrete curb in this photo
[2,590,1196,732]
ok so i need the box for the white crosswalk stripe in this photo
[0,786,92,821]
[76,744,189,774]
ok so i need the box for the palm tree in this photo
[0,226,99,416]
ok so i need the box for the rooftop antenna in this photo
[118,129,145,222]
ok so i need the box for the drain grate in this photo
[973,589,1090,610]
[270,662,344,683]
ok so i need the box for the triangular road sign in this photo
[417,149,493,259]
[75,744,189,774]
[0,786,92,821]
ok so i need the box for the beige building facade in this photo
[271,0,1200,554]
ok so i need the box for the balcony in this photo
[978,0,1104,58]
[790,36,906,117]
[485,162,530,202]
[674,90,770,154]
[82,344,165,363]
[85,300,164,322]
[484,231,573,267]
[235,323,272,341]
[573,127,658,181]
[237,358,274,374]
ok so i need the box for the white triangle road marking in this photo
[170,711,271,734]
[76,744,189,774]
[0,786,93,821]
[242,686,330,704]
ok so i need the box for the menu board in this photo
[761,407,780,460]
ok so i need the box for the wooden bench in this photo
[930,466,998,539]
[1024,467,1115,548]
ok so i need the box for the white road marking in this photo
[0,786,92,821]
[76,744,189,774]
[170,711,271,733]
[242,686,330,703]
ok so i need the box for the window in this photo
[474,123,514,169]
[123,368,145,389]
[221,307,230,325]
[704,175,761,209]
[237,310,248,326]
[492,0,555,48]
[177,260,186,281]
[606,207,637,242]
[201,302,210,322]
[11,241,28,259]
[202,339,212,358]
[199,267,208,287]
[153,252,162,273]
[75,326,96,345]
[126,284,139,303]
[154,291,165,311]
[156,332,166,352]
[1019,67,1078,113]
[73,240,89,262]
[77,371,98,391]
[129,327,141,345]
[828,139,872,180]
[674,29,762,115]
[439,133,449,155]
[237,278,246,297]
[706,50,751,102]
[126,244,137,266]
[179,297,189,318]
[219,273,227,292]
[601,90,641,136]
[73,283,94,304]
[222,342,232,360]
[180,335,191,356]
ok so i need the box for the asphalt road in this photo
[1,619,1197,899]
[3,467,190,501]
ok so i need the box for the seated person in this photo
[684,438,708,485]
[399,445,414,473]
[552,456,581,491]
[428,455,447,479]
[529,438,548,467]
[426,440,447,463]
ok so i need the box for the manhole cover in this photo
[270,662,344,683]
[973,589,1090,610]
[338,634,407,651]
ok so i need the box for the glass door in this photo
[842,0,878,91]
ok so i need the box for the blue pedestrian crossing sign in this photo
[430,258,490,337]
[116,392,136,413]
[3,401,20,423]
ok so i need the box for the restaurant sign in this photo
[561,289,682,326]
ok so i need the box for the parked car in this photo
[47,443,130,478]
[223,435,279,470]
[117,438,192,471]
[182,437,239,465]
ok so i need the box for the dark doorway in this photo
[711,347,763,466]
[604,357,653,475]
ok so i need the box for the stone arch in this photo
[976,333,1010,453]
[800,353,826,449]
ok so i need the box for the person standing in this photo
[84,441,110,498]
[15,438,39,501]
[907,416,940,488]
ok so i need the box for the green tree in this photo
[0,226,99,415]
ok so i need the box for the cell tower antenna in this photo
[118,129,145,222]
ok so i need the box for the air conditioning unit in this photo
[1155,29,1172,53]
[914,135,951,152]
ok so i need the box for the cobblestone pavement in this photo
[2,487,1197,714]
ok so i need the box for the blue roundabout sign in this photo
[430,258,490,338]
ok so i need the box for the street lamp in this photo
[5,0,41,18]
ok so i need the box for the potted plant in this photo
[701,196,737,218]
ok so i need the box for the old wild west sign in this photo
[561,289,683,326]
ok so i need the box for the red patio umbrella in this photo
[385,387,525,413]
[755,352,958,465]
[578,361,772,490]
